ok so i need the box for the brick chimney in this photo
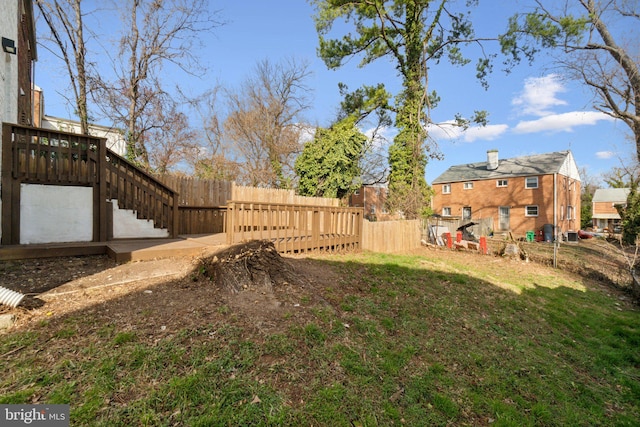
[487,149,499,170]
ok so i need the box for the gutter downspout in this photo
[553,173,558,268]
[553,173,557,239]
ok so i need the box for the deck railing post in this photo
[96,137,107,242]
[1,123,17,245]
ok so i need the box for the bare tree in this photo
[146,96,199,174]
[178,86,229,176]
[224,58,312,188]
[36,0,91,133]
[502,0,640,163]
[92,0,223,169]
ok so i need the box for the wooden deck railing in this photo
[104,150,178,236]
[3,123,103,184]
[226,201,363,253]
[2,123,179,242]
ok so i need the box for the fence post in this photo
[226,202,235,244]
[312,208,320,250]
[171,192,179,238]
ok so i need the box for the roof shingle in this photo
[432,150,576,184]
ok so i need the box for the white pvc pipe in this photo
[0,286,25,308]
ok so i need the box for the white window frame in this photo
[442,207,452,216]
[567,205,574,220]
[442,184,451,194]
[497,179,508,187]
[463,182,474,190]
[525,176,539,189]
[462,206,472,220]
[525,205,539,217]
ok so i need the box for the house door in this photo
[498,206,510,231]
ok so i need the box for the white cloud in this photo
[426,121,463,140]
[512,111,614,134]
[596,151,615,159]
[426,122,508,142]
[512,74,567,117]
[462,124,509,142]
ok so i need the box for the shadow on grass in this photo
[1,249,638,426]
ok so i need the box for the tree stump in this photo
[199,240,302,294]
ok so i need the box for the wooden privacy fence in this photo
[226,201,363,253]
[159,175,231,206]
[157,176,232,235]
[232,185,339,206]
[362,220,422,253]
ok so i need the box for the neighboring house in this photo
[349,185,395,221]
[591,188,630,233]
[33,86,127,156]
[431,150,582,240]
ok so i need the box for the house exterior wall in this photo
[592,200,621,231]
[593,201,621,218]
[1,1,20,125]
[42,115,127,156]
[20,184,94,244]
[432,173,581,238]
[349,185,395,221]
[16,0,35,126]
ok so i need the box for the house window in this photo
[525,205,539,217]
[442,184,451,194]
[567,205,574,220]
[442,207,452,216]
[463,182,474,190]
[354,189,360,195]
[462,207,472,220]
[497,179,508,187]
[525,176,539,189]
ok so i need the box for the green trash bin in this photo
[526,231,535,242]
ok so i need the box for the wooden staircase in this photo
[104,149,178,234]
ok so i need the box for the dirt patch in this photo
[0,238,636,333]
[0,242,340,335]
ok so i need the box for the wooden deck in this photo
[0,233,229,263]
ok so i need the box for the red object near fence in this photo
[444,232,452,248]
[479,236,488,254]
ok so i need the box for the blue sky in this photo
[35,0,634,186]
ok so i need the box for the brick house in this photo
[431,150,581,240]
[591,188,630,233]
[348,185,394,221]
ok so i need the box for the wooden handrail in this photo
[104,149,179,236]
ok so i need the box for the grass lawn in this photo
[1,248,639,426]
